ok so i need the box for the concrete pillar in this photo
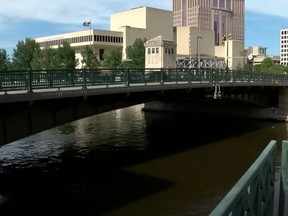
[278,89,288,121]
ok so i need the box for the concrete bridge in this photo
[1,68,288,146]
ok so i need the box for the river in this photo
[0,104,286,215]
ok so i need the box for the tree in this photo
[0,49,10,71]
[102,49,122,68]
[56,41,78,69]
[126,38,147,69]
[261,57,273,70]
[81,46,100,69]
[32,47,58,70]
[11,38,40,70]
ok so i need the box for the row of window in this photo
[38,35,123,47]
[147,48,175,54]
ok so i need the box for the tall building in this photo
[172,0,244,45]
[280,29,288,66]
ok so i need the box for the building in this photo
[145,35,177,68]
[35,4,245,70]
[172,0,245,45]
[246,46,280,65]
[280,29,288,66]
[35,6,173,68]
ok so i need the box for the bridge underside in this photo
[0,85,286,147]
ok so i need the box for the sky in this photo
[0,0,287,57]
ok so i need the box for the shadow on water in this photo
[144,111,278,155]
[0,106,285,215]
[0,167,174,215]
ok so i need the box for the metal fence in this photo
[209,140,276,216]
[0,68,287,92]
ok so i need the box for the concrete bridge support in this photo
[278,88,288,121]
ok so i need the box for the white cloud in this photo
[0,0,287,29]
[0,0,171,28]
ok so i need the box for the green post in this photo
[126,69,130,86]
[83,69,87,89]
[160,68,164,84]
[27,68,33,93]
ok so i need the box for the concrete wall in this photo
[175,27,214,57]
[145,36,176,68]
[110,7,173,41]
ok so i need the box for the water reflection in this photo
[0,104,287,215]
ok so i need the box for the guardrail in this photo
[0,68,287,93]
[209,140,276,216]
[278,140,288,215]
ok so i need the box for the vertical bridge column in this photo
[278,89,288,121]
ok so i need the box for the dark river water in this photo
[0,104,286,215]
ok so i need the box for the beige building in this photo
[145,35,176,68]
[174,26,245,69]
[35,29,124,68]
[246,46,280,65]
[35,6,173,68]
[35,4,244,70]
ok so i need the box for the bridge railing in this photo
[278,140,288,215]
[209,140,276,216]
[0,68,287,92]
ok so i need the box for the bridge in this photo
[1,68,288,146]
[1,68,288,215]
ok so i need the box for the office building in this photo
[280,29,288,66]
[35,6,173,67]
[172,0,245,45]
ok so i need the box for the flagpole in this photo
[89,19,92,46]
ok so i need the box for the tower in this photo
[172,0,244,45]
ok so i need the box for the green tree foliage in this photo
[32,47,58,70]
[126,38,147,68]
[0,49,10,71]
[102,49,122,68]
[56,42,78,69]
[254,57,287,74]
[12,38,40,70]
[81,46,100,69]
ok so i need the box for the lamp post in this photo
[196,35,202,69]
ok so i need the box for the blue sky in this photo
[0,0,287,57]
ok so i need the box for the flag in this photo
[82,21,91,27]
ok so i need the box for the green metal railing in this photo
[278,141,288,215]
[0,68,287,92]
[209,140,276,216]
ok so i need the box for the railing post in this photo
[83,69,87,89]
[126,69,130,86]
[27,68,33,93]
[160,68,164,85]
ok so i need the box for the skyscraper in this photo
[280,29,288,66]
[172,0,244,45]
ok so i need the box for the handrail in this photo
[0,68,286,93]
[209,140,276,216]
[278,140,288,215]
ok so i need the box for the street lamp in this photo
[196,35,202,69]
